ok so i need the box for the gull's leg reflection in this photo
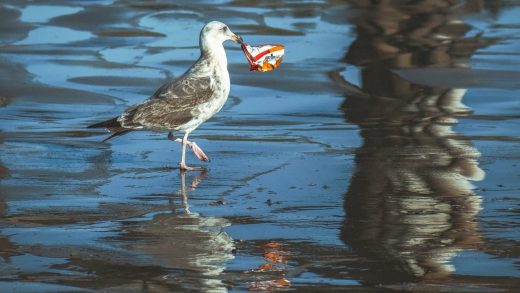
[170,170,207,215]
[179,171,190,214]
[189,170,207,191]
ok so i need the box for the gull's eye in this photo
[221,26,228,32]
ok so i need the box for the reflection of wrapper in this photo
[241,43,285,72]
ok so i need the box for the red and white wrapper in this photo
[241,43,285,72]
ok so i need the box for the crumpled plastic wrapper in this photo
[241,43,285,72]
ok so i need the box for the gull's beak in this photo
[230,33,243,44]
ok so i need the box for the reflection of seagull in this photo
[88,21,242,171]
[124,170,234,292]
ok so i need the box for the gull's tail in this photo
[87,117,120,129]
[88,117,132,142]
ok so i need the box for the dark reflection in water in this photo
[0,96,20,266]
[0,103,17,264]
[340,0,487,285]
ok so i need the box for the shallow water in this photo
[0,0,519,292]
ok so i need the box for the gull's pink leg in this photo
[168,132,206,171]
[190,142,209,162]
[179,132,190,171]
[168,132,209,162]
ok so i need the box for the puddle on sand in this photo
[0,0,519,292]
[15,26,93,45]
[19,5,83,23]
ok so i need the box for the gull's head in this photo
[200,21,243,48]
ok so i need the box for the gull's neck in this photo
[200,38,228,70]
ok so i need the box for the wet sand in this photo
[0,0,519,292]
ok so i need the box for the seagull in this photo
[88,21,242,171]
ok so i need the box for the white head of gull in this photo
[88,21,242,171]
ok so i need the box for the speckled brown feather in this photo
[117,63,218,131]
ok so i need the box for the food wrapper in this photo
[241,43,285,72]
